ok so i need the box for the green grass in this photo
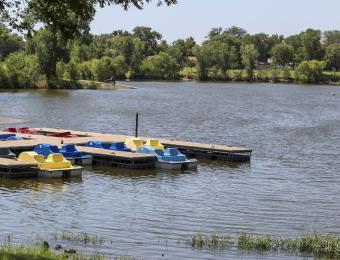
[180,67,340,83]
[187,233,340,258]
[0,244,65,260]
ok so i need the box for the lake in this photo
[0,81,339,259]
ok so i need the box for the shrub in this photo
[295,60,325,83]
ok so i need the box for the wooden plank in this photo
[77,146,155,160]
[0,158,37,168]
[160,140,252,153]
[35,128,252,153]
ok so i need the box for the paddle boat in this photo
[47,131,80,138]
[34,143,93,166]
[18,152,83,178]
[3,128,17,133]
[0,134,16,140]
[137,146,198,170]
[0,147,16,159]
[124,138,144,152]
[60,144,93,165]
[18,128,39,135]
[85,141,132,152]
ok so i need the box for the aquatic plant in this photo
[187,232,340,259]
[186,233,233,249]
[53,232,110,246]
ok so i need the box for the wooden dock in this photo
[77,146,155,169]
[0,158,37,178]
[0,127,252,177]
[35,128,252,162]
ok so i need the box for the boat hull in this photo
[67,156,93,166]
[156,159,198,170]
[38,166,83,178]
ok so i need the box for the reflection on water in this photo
[0,177,82,192]
[0,82,339,259]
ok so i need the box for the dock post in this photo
[135,113,139,138]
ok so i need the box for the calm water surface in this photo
[0,82,339,259]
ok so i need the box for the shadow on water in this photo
[0,88,72,97]
[87,165,199,179]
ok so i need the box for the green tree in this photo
[210,42,237,78]
[3,52,40,87]
[241,44,258,80]
[167,37,196,68]
[0,25,23,60]
[295,60,325,83]
[28,28,69,81]
[324,44,340,70]
[285,33,304,69]
[133,26,162,57]
[271,43,294,67]
[193,44,214,80]
[140,52,179,79]
[323,30,340,46]
[245,33,281,63]
[302,29,323,60]
[0,0,176,36]
[224,26,248,39]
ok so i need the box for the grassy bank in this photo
[35,79,136,90]
[186,233,340,258]
[0,232,140,260]
[180,67,340,85]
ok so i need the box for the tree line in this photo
[0,25,340,88]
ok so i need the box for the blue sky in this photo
[91,0,340,43]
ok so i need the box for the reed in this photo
[186,233,233,249]
[187,232,340,258]
[53,232,109,246]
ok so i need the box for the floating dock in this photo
[0,127,252,176]
[0,158,37,178]
[77,146,155,169]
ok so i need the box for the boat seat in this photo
[85,141,111,149]
[0,134,16,140]
[4,128,17,133]
[34,144,60,158]
[110,142,132,152]
[7,136,24,140]
[145,139,164,150]
[60,144,84,158]
[125,138,144,152]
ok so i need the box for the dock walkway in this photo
[0,158,37,178]
[0,127,252,174]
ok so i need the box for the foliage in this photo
[241,44,258,80]
[192,45,214,80]
[140,52,179,79]
[271,43,294,67]
[2,51,40,87]
[325,43,340,70]
[302,29,323,60]
[133,26,162,57]
[0,25,23,60]
[295,60,325,83]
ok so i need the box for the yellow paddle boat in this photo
[18,152,83,178]
[124,138,144,152]
[145,139,164,150]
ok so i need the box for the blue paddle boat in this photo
[60,144,93,165]
[85,141,132,152]
[137,146,197,170]
[0,134,17,140]
[34,143,92,166]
